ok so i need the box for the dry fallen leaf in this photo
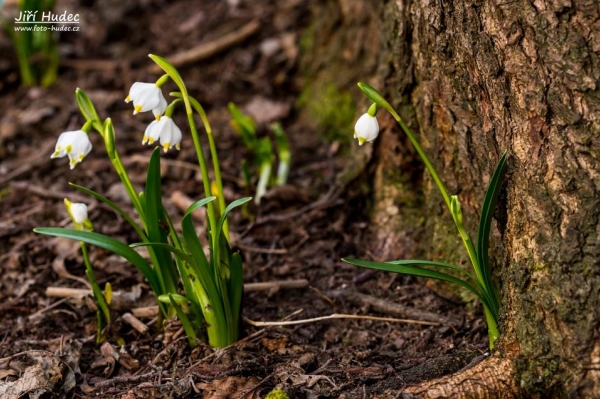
[196,376,261,399]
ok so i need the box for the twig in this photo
[243,313,441,327]
[235,242,288,255]
[122,313,149,334]
[132,306,159,319]
[45,286,141,311]
[148,20,260,73]
[244,279,308,292]
[92,370,159,389]
[327,289,462,328]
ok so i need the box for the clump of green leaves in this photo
[6,0,59,86]
[343,83,507,349]
[36,55,250,348]
[228,103,291,204]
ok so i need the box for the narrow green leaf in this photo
[144,148,177,295]
[342,258,487,305]
[215,198,253,250]
[227,251,244,339]
[34,228,161,296]
[272,123,290,186]
[183,197,216,220]
[386,260,479,285]
[148,54,186,91]
[357,82,394,115]
[70,183,147,241]
[130,242,199,266]
[180,214,229,347]
[476,151,507,309]
[167,294,197,348]
[75,88,101,123]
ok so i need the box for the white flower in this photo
[142,116,182,152]
[51,130,92,169]
[64,199,93,231]
[142,120,161,145]
[354,113,379,145]
[125,82,167,117]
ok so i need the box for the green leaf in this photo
[148,54,186,92]
[167,294,197,348]
[130,242,195,265]
[215,198,253,255]
[34,228,161,296]
[144,148,177,295]
[386,259,479,285]
[357,82,394,115]
[180,213,229,348]
[183,197,216,220]
[227,251,244,339]
[476,151,507,309]
[75,88,101,123]
[181,196,215,275]
[272,123,290,186]
[69,183,147,241]
[342,258,489,307]
[228,102,257,143]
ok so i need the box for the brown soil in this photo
[0,1,488,397]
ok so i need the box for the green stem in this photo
[185,108,218,248]
[81,243,111,323]
[187,97,229,240]
[389,110,451,209]
[484,305,499,349]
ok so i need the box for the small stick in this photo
[148,20,260,73]
[132,306,159,319]
[244,279,308,292]
[45,287,140,310]
[235,242,288,255]
[244,313,441,327]
[327,289,462,328]
[122,312,149,334]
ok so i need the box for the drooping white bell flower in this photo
[354,113,379,146]
[142,120,161,145]
[159,117,182,152]
[51,130,93,169]
[125,82,167,117]
[142,116,182,152]
[64,199,93,231]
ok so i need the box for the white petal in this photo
[143,120,159,144]
[354,113,379,143]
[128,82,163,114]
[152,92,168,117]
[69,203,88,224]
[159,117,182,151]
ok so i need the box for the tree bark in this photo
[370,0,600,396]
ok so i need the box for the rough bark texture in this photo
[374,0,600,397]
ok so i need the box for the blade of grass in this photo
[476,151,507,310]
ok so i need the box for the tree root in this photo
[401,356,520,399]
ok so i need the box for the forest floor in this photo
[0,1,488,397]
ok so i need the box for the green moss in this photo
[298,81,355,143]
[264,387,289,399]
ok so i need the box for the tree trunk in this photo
[367,0,600,397]
[299,0,599,395]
